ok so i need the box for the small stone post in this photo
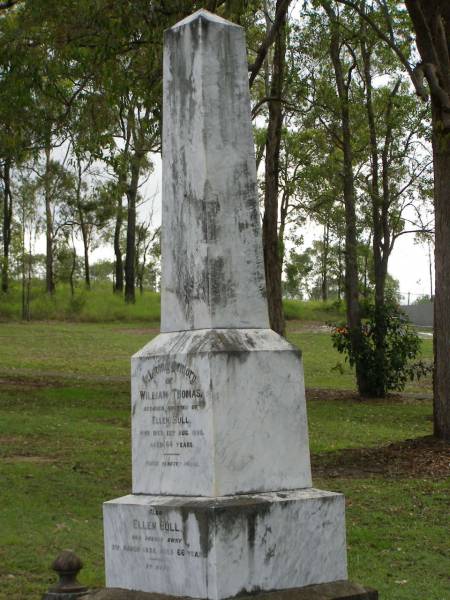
[42,551,88,599]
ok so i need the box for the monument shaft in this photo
[161,11,269,332]
[104,11,347,598]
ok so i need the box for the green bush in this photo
[330,302,432,396]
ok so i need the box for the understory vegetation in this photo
[0,321,446,600]
[0,283,345,324]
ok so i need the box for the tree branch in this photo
[336,0,428,100]
[0,1,19,9]
[248,0,292,88]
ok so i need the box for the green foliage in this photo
[413,294,433,305]
[330,302,432,396]
[284,249,314,298]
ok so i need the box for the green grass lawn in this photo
[0,321,447,600]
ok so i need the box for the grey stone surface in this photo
[160,9,269,332]
[103,8,351,599]
[131,329,312,496]
[104,490,347,599]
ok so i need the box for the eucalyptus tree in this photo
[333,0,450,443]
[15,178,38,319]
[0,6,37,292]
[355,17,433,396]
[287,1,432,395]
[259,0,291,335]
[0,0,104,293]
[135,221,160,295]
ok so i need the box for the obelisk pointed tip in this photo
[169,9,241,31]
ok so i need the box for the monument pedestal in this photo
[130,328,311,497]
[104,490,347,599]
[104,325,348,597]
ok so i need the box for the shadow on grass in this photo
[312,435,450,480]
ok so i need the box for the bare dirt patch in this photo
[115,327,159,336]
[306,388,432,402]
[306,388,360,402]
[312,436,450,479]
[1,455,55,464]
[0,436,24,445]
[0,376,61,389]
[286,320,331,334]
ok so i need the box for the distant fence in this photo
[401,301,434,328]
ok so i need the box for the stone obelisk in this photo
[103,10,347,598]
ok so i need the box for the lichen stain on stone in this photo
[189,330,252,355]
[261,524,272,545]
[216,29,237,146]
[209,255,230,313]
[264,544,276,564]
[246,510,257,549]
[191,509,212,557]
[201,187,220,243]
[180,508,190,547]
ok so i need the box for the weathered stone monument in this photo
[103,10,371,599]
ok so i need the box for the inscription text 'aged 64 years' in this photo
[137,360,207,470]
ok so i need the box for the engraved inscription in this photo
[110,511,204,573]
[135,359,207,474]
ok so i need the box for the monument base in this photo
[82,580,377,600]
[103,489,347,600]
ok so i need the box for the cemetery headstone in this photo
[103,10,354,598]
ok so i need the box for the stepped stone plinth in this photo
[103,10,349,599]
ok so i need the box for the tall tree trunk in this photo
[25,225,32,321]
[362,39,388,397]
[262,0,287,336]
[69,243,76,298]
[44,145,55,294]
[1,159,12,293]
[321,222,329,302]
[404,0,450,439]
[432,111,450,440]
[362,42,383,304]
[81,224,90,289]
[337,238,343,301]
[75,159,91,289]
[114,195,124,293]
[428,239,434,298]
[21,200,26,319]
[124,151,142,304]
[325,2,367,395]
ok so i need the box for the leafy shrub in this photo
[330,302,432,396]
